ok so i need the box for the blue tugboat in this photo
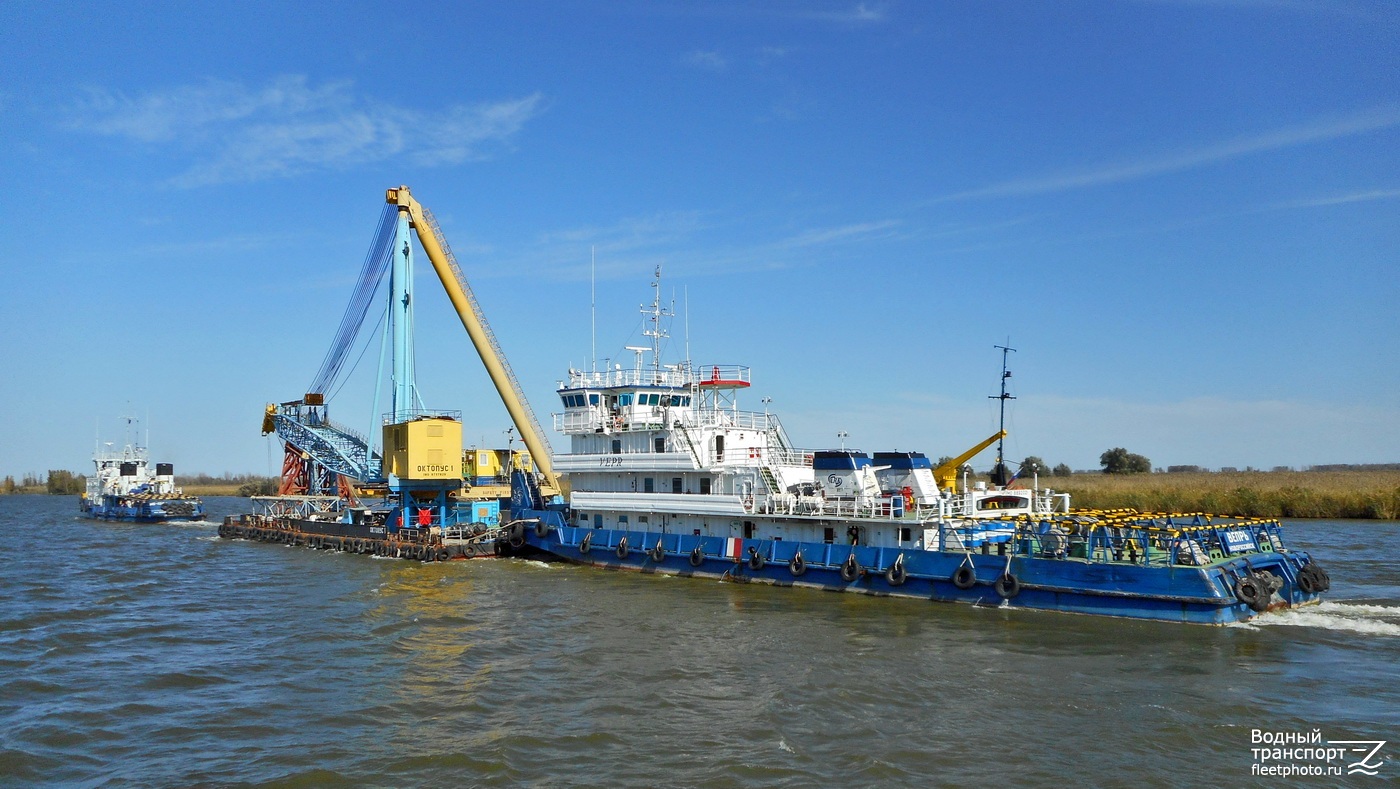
[505,271,1330,625]
[80,418,204,522]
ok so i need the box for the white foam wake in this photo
[1315,601,1400,617]
[1250,601,1400,637]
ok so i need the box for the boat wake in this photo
[1238,601,1400,637]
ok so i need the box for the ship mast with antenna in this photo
[640,265,672,377]
[989,344,1016,487]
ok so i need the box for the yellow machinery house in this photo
[384,417,463,481]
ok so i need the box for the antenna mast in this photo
[989,344,1016,486]
[641,265,671,376]
[590,245,597,374]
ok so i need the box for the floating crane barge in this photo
[221,186,559,560]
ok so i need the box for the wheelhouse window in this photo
[977,495,1029,511]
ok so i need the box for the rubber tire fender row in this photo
[1299,563,1330,593]
[994,573,1021,600]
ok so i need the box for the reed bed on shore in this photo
[1047,470,1400,520]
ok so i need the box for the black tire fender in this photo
[952,565,977,590]
[994,573,1021,599]
[1235,575,1265,610]
[689,545,704,567]
[534,520,549,539]
[748,547,765,571]
[886,557,907,586]
[616,536,629,560]
[1297,566,1317,594]
[789,552,806,577]
[649,542,665,563]
[579,531,592,554]
[840,555,861,583]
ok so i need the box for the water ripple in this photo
[0,497,1396,785]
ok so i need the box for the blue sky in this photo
[1,0,1396,480]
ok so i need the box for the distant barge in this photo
[82,418,204,523]
[218,494,505,561]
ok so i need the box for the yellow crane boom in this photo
[386,186,559,492]
[932,430,1007,493]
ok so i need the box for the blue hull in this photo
[514,519,1322,626]
[80,497,205,523]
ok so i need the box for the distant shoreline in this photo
[1049,470,1400,520]
[7,470,1397,519]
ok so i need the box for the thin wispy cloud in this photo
[1122,0,1366,14]
[942,104,1400,201]
[806,3,888,23]
[471,211,905,282]
[1267,188,1400,210]
[675,3,889,26]
[779,219,901,247]
[684,46,796,73]
[684,50,728,71]
[65,75,544,187]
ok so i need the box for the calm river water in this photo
[1,495,1396,787]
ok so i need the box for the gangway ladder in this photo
[418,205,556,466]
[760,466,782,496]
[673,421,704,467]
